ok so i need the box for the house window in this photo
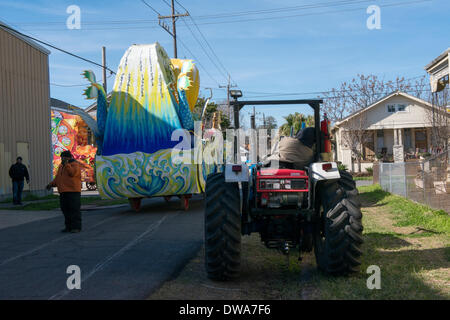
[397,104,406,112]
[387,103,408,113]
[387,104,396,113]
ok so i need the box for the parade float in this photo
[51,110,97,190]
[82,43,220,210]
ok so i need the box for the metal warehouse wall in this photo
[0,28,51,198]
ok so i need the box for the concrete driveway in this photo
[0,196,204,300]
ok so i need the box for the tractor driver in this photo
[265,127,316,170]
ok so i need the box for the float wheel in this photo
[128,198,142,212]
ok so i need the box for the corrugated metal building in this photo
[0,22,52,199]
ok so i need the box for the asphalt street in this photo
[0,196,204,300]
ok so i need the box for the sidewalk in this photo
[0,209,59,230]
[0,199,55,210]
[356,179,373,187]
[0,189,100,210]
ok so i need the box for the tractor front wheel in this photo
[314,170,363,275]
[204,173,241,280]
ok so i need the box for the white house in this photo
[425,48,449,94]
[333,91,444,172]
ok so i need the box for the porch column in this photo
[393,128,404,163]
[411,128,416,151]
[373,130,377,153]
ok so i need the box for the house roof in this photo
[85,93,112,113]
[0,21,50,55]
[50,98,77,109]
[424,48,450,71]
[334,91,432,128]
[50,98,84,115]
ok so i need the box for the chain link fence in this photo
[374,150,450,213]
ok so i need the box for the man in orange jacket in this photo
[46,151,82,233]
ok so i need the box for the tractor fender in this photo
[308,162,341,211]
[310,162,340,182]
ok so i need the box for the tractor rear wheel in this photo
[314,170,363,275]
[204,172,241,280]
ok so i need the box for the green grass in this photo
[358,184,450,234]
[5,196,104,211]
[151,183,450,300]
[2,195,129,211]
[0,193,59,204]
[309,185,450,299]
[353,176,373,181]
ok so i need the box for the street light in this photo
[229,90,242,100]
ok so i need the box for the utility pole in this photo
[250,106,256,130]
[102,46,107,93]
[219,75,237,126]
[171,0,177,58]
[157,0,189,58]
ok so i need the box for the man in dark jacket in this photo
[46,151,82,233]
[265,127,317,170]
[9,157,30,205]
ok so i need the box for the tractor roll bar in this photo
[230,99,323,162]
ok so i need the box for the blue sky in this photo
[1,0,449,128]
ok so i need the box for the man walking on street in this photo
[9,157,30,205]
[46,151,82,233]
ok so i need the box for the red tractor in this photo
[204,98,363,280]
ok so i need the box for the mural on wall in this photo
[83,43,218,200]
[51,110,97,183]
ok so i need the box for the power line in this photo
[0,23,116,74]
[162,0,233,85]
[242,75,428,97]
[161,0,172,8]
[189,0,377,20]
[186,0,432,27]
[50,83,87,87]
[178,15,229,83]
[177,37,221,87]
[175,0,237,86]
[154,0,236,88]
[6,0,396,26]
[244,88,431,100]
[12,0,432,31]
[173,0,239,124]
[139,1,222,86]
[140,0,162,15]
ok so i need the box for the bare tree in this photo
[339,114,372,172]
[323,74,421,122]
[323,74,425,171]
[429,86,449,153]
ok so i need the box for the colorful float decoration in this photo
[51,110,97,187]
[82,43,219,210]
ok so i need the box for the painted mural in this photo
[51,110,97,182]
[83,43,218,199]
